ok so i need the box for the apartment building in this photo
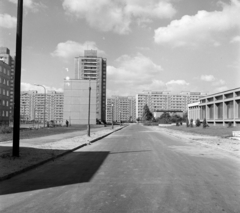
[0,60,11,125]
[136,90,207,119]
[106,96,136,123]
[20,91,64,123]
[74,50,107,121]
[0,47,15,120]
[188,87,240,126]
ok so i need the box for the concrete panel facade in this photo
[63,79,97,125]
[188,87,240,126]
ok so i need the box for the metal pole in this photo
[112,104,114,129]
[12,0,23,157]
[87,79,91,137]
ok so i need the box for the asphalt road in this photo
[0,124,240,213]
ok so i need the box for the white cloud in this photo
[8,0,46,13]
[230,35,240,43]
[154,0,240,46]
[201,75,215,82]
[214,86,229,93]
[0,14,16,28]
[107,53,164,96]
[62,0,176,34]
[51,40,105,59]
[166,80,190,92]
[212,79,226,86]
[21,82,63,93]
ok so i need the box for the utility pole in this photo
[112,103,114,129]
[87,78,91,137]
[12,0,23,157]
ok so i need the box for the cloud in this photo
[21,82,63,93]
[0,14,16,28]
[8,0,46,13]
[154,0,240,46]
[107,53,164,96]
[230,35,240,43]
[214,86,229,93]
[212,79,226,86]
[62,0,176,34]
[200,75,215,82]
[51,40,105,59]
[166,80,190,92]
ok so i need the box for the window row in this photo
[0,67,10,75]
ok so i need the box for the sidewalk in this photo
[151,126,240,158]
[0,125,125,181]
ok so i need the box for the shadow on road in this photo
[0,149,109,195]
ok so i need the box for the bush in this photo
[190,119,193,127]
[203,118,209,128]
[186,119,189,127]
[0,126,12,134]
[195,119,201,127]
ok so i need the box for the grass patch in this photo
[0,124,105,142]
[162,125,240,137]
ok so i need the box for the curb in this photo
[0,126,126,182]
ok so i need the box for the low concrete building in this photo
[187,102,200,124]
[188,87,240,126]
[63,79,96,124]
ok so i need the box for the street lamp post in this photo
[87,78,91,137]
[12,0,23,157]
[119,111,121,126]
[34,84,46,128]
[111,103,114,129]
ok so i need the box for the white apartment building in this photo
[106,96,136,123]
[20,91,64,123]
[136,91,207,119]
[74,50,106,122]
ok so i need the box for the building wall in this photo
[0,47,15,120]
[136,90,207,119]
[106,96,136,123]
[187,102,200,124]
[63,79,96,124]
[20,90,64,123]
[0,61,11,125]
[74,50,106,121]
[198,87,240,126]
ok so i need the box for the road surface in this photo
[0,124,240,213]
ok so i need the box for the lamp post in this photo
[34,84,46,128]
[87,78,91,137]
[119,111,121,126]
[111,103,114,129]
[12,0,23,157]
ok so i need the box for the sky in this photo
[0,0,239,96]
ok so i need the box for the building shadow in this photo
[0,148,109,195]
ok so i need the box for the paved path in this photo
[0,124,240,213]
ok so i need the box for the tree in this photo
[182,111,188,122]
[156,112,171,124]
[196,119,201,127]
[142,104,153,121]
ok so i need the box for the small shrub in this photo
[195,119,201,127]
[186,119,189,127]
[176,122,179,126]
[203,118,209,128]
[227,122,233,128]
[0,125,12,134]
[190,119,193,127]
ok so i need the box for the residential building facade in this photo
[188,87,240,126]
[20,91,64,123]
[106,96,136,123]
[63,79,97,124]
[74,50,106,122]
[136,90,207,119]
[0,47,15,120]
[0,61,11,125]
